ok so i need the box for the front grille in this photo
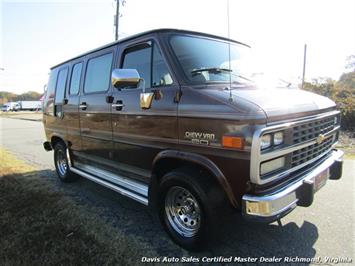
[293,116,335,144]
[291,136,333,167]
[251,111,340,185]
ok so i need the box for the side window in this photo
[55,68,68,104]
[44,68,58,115]
[84,53,113,93]
[54,68,68,117]
[69,62,82,95]
[152,44,173,87]
[122,44,151,89]
[46,69,58,100]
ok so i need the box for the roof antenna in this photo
[227,0,233,102]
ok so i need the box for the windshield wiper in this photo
[191,67,232,76]
[191,67,252,82]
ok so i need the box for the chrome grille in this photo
[293,116,335,144]
[291,136,333,167]
[250,111,340,185]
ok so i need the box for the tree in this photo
[345,55,355,71]
[303,69,355,130]
[0,91,43,105]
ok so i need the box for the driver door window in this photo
[122,44,151,89]
[121,42,172,89]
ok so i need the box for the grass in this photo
[0,148,158,265]
[342,150,355,160]
[0,148,36,175]
[0,111,30,116]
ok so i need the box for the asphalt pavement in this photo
[0,117,353,264]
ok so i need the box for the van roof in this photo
[51,28,249,69]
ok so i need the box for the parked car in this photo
[2,102,20,112]
[42,29,343,250]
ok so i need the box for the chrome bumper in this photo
[242,149,344,222]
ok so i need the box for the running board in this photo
[70,167,149,205]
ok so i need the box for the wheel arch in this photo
[150,150,238,208]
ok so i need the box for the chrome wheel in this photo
[165,186,201,237]
[56,149,68,177]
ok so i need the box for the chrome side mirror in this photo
[111,69,141,89]
[111,68,154,109]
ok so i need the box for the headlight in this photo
[273,132,284,146]
[261,134,272,149]
[260,157,286,175]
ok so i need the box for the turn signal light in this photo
[222,136,244,149]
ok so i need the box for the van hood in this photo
[229,88,336,122]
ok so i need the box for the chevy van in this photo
[43,29,343,250]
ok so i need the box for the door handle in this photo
[79,102,87,110]
[112,103,125,108]
[112,100,124,111]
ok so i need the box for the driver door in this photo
[111,39,179,182]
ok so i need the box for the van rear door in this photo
[64,59,84,152]
[48,66,69,141]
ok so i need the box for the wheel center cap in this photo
[181,207,187,215]
[181,205,193,215]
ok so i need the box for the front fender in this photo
[151,150,238,208]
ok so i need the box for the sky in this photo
[1,0,354,94]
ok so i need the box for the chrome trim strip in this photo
[70,166,148,205]
[66,148,73,167]
[250,111,340,185]
[265,110,340,129]
[243,149,344,218]
[73,151,151,179]
[262,146,334,183]
[75,163,148,197]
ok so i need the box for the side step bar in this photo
[70,167,149,205]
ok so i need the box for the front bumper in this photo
[242,149,344,222]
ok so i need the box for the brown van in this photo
[43,29,343,250]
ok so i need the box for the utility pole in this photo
[114,0,120,41]
[301,44,307,89]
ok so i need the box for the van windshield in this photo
[169,35,253,85]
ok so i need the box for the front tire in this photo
[158,168,226,250]
[54,142,78,182]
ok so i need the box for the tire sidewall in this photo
[54,142,69,181]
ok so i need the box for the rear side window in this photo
[69,62,82,95]
[122,45,151,89]
[55,68,68,104]
[84,53,113,93]
[43,68,59,116]
[54,68,68,117]
[46,68,59,100]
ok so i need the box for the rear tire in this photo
[158,168,227,250]
[54,142,78,182]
